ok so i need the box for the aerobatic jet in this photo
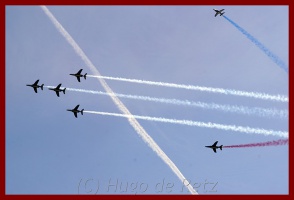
[67,104,84,118]
[48,84,66,97]
[205,141,223,153]
[213,9,225,17]
[70,69,87,82]
[26,79,44,93]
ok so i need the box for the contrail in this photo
[41,6,197,194]
[223,139,288,148]
[223,15,288,73]
[87,75,288,102]
[47,86,287,119]
[84,111,288,138]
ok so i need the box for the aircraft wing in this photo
[56,84,62,90]
[74,105,80,110]
[213,148,217,153]
[33,80,39,85]
[77,69,83,75]
[55,91,60,97]
[74,112,78,118]
[215,12,218,17]
[77,77,81,82]
[220,9,224,12]
[34,88,38,93]
[212,141,218,147]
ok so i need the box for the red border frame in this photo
[2,0,291,199]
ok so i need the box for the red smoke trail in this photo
[223,139,288,148]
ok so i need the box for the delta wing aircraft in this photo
[26,80,44,93]
[70,69,87,82]
[67,104,84,118]
[205,141,223,153]
[213,9,225,17]
[48,84,66,97]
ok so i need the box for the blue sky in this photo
[6,6,288,194]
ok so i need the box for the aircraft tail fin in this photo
[220,145,223,150]
[221,12,225,16]
[63,88,66,94]
[81,109,84,115]
[41,84,44,90]
[84,73,87,80]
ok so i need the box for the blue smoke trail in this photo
[223,16,288,73]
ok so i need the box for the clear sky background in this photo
[6,6,288,194]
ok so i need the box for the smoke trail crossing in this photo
[87,75,288,102]
[223,16,288,73]
[223,139,288,148]
[84,111,288,138]
[41,6,197,194]
[51,87,287,119]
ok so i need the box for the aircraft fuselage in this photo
[27,84,39,88]
[205,146,222,149]
[67,109,81,113]
[70,74,84,77]
[49,88,65,92]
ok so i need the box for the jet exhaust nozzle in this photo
[41,84,44,90]
[220,145,223,150]
[84,73,87,80]
[81,109,84,115]
[63,88,66,94]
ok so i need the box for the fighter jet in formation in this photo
[48,84,66,97]
[205,141,223,153]
[26,79,44,93]
[67,104,84,118]
[213,9,225,17]
[70,69,87,82]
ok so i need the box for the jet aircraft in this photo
[205,141,223,153]
[213,9,225,17]
[48,84,66,97]
[26,79,44,93]
[70,69,87,82]
[67,104,84,118]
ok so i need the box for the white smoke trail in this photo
[41,6,197,194]
[84,111,288,138]
[54,87,287,119]
[87,75,288,103]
